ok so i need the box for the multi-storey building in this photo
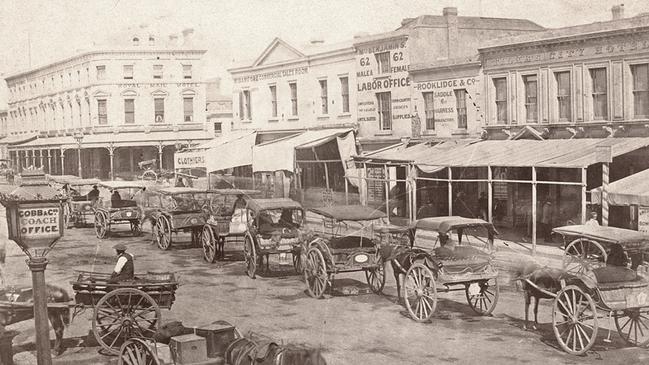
[3,28,208,179]
[0,109,7,160]
[205,78,233,137]
[354,7,544,150]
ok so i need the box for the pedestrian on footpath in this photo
[541,199,553,241]
[585,212,600,226]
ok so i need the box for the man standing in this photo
[541,199,553,241]
[110,244,134,282]
[478,192,488,221]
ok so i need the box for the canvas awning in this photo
[591,168,649,206]
[252,128,354,172]
[174,131,257,171]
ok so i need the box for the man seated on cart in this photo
[278,209,298,229]
[109,244,135,283]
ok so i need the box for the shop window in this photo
[183,64,192,79]
[214,122,222,134]
[154,98,164,123]
[319,79,328,115]
[375,52,390,74]
[590,68,607,120]
[183,97,193,122]
[289,82,298,116]
[124,99,135,124]
[494,77,508,124]
[455,89,467,129]
[123,65,134,80]
[423,92,435,130]
[153,65,163,79]
[97,99,108,125]
[524,75,538,123]
[555,71,571,121]
[269,85,277,118]
[132,37,139,46]
[377,92,392,131]
[340,76,350,113]
[632,64,649,118]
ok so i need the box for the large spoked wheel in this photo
[614,308,649,347]
[130,220,142,237]
[118,338,160,365]
[304,247,329,299]
[465,278,499,315]
[552,285,598,355]
[95,212,108,239]
[155,216,172,250]
[365,260,386,294]
[243,236,257,279]
[404,263,437,322]
[92,288,161,355]
[563,238,607,275]
[202,226,216,263]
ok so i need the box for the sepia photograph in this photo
[1,0,649,364]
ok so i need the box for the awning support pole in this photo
[448,167,453,216]
[363,162,368,206]
[411,165,417,222]
[312,147,329,189]
[602,162,609,226]
[384,165,390,224]
[108,144,115,181]
[581,167,587,224]
[532,166,537,256]
[59,148,65,175]
[344,174,349,205]
[487,166,493,223]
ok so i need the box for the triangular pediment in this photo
[509,125,545,140]
[253,38,305,67]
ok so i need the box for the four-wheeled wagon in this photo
[93,181,146,238]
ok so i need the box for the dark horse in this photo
[378,244,441,304]
[225,336,327,365]
[0,284,71,355]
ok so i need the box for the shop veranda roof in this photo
[591,167,649,206]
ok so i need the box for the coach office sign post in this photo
[2,199,64,365]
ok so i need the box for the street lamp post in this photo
[1,167,65,365]
[73,132,83,178]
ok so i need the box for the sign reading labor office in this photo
[175,150,206,169]
[5,201,63,249]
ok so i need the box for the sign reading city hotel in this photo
[233,66,308,83]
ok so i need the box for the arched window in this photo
[132,37,140,46]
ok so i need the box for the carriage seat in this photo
[327,235,375,249]
[434,246,491,273]
[110,199,137,208]
[591,266,644,287]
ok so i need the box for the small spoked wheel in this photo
[95,212,108,239]
[465,278,499,315]
[130,220,142,237]
[365,260,386,294]
[552,285,598,355]
[614,308,649,347]
[118,338,160,365]
[244,236,257,279]
[202,226,216,263]
[563,238,607,275]
[155,216,172,250]
[93,288,161,355]
[304,247,328,299]
[404,263,437,322]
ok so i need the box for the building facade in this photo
[3,30,209,179]
[0,109,7,160]
[354,7,544,150]
[228,38,357,136]
[205,78,233,137]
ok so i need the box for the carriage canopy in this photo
[247,198,303,213]
[414,216,498,235]
[308,205,386,221]
[553,224,649,250]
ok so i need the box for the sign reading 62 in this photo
[359,57,370,67]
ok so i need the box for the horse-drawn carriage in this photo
[94,181,146,238]
[47,175,101,227]
[302,205,388,299]
[537,225,649,355]
[0,271,178,355]
[395,217,499,322]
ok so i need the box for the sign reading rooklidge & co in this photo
[4,201,63,250]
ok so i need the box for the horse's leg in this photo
[392,261,402,304]
[533,296,540,330]
[49,312,65,355]
[523,291,531,330]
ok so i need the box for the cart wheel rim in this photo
[404,263,437,322]
[93,288,161,355]
[155,217,171,250]
[365,261,386,294]
[304,248,328,298]
[465,278,499,315]
[563,238,607,275]
[614,309,649,347]
[244,236,257,278]
[202,226,216,263]
[94,212,106,238]
[552,285,598,355]
[118,338,161,365]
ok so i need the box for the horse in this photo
[224,336,327,365]
[378,244,441,304]
[0,284,71,355]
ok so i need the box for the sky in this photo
[1,0,648,108]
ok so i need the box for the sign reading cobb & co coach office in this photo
[4,201,63,250]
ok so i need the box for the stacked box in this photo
[194,320,237,358]
[169,334,207,365]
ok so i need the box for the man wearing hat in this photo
[110,244,134,283]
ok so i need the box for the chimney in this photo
[401,18,415,27]
[182,28,194,46]
[444,7,459,59]
[353,32,370,39]
[309,38,325,45]
[612,4,625,20]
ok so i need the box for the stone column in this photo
[60,148,66,175]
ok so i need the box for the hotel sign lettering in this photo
[233,67,308,83]
[485,38,649,68]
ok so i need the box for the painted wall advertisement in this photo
[413,76,482,131]
[355,38,412,128]
[638,206,649,233]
